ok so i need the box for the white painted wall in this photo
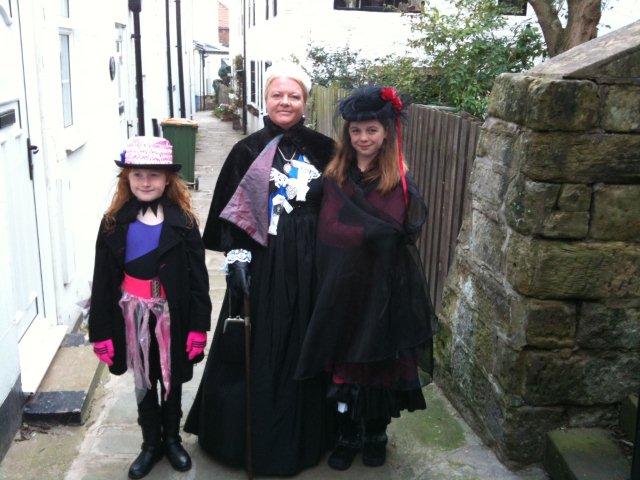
[193,0,220,45]
[0,0,200,408]
[0,189,20,402]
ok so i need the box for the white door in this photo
[0,0,45,340]
[116,23,134,143]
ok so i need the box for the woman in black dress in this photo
[184,62,336,475]
[296,86,435,470]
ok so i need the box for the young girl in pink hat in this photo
[88,136,211,479]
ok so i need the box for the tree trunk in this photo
[528,0,602,56]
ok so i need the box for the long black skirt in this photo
[184,208,335,476]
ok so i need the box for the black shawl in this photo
[296,168,435,379]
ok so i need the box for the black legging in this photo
[137,315,182,422]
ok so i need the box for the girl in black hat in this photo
[296,86,435,470]
[88,137,211,479]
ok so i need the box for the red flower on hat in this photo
[380,87,403,112]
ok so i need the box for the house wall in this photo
[29,0,193,330]
[193,0,219,44]
[0,0,202,458]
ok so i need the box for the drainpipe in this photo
[165,0,174,117]
[242,0,247,134]
[201,50,206,111]
[129,0,145,135]
[175,0,186,118]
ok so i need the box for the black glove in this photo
[227,260,250,316]
[227,260,250,295]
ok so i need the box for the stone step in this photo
[22,333,105,426]
[544,428,630,480]
[620,394,638,443]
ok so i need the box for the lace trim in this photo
[270,168,289,188]
[226,249,252,264]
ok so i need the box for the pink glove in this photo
[92,339,114,366]
[186,331,207,360]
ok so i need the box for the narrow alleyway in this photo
[1,112,548,480]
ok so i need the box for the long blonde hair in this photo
[103,168,197,230]
[324,119,408,194]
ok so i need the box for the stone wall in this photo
[436,21,640,465]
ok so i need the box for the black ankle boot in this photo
[128,421,164,479]
[328,412,362,471]
[362,418,389,467]
[162,414,191,472]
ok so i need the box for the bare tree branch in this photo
[527,0,602,56]
[566,0,601,48]
[527,0,564,55]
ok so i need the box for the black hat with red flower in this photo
[338,86,407,122]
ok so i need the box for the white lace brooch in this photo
[270,160,320,203]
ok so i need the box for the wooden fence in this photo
[309,84,349,139]
[311,86,481,313]
[404,105,481,313]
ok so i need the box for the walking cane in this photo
[630,389,639,480]
[243,295,253,480]
[223,296,253,480]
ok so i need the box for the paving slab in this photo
[21,342,105,425]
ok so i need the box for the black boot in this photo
[162,413,191,472]
[128,419,164,479]
[328,412,362,471]
[362,417,389,467]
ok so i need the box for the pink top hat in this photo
[115,136,181,171]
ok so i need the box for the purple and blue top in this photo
[124,219,163,280]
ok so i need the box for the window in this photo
[60,0,69,17]
[273,0,277,16]
[259,61,264,111]
[250,61,256,103]
[334,0,423,12]
[252,0,255,25]
[497,0,527,15]
[266,0,269,19]
[334,0,414,12]
[59,33,73,127]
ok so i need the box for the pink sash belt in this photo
[122,273,166,299]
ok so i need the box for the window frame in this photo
[250,60,256,104]
[115,24,126,116]
[59,30,73,128]
[57,2,86,152]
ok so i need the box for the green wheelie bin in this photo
[161,118,199,189]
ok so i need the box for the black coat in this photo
[88,198,212,384]
[185,118,337,475]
